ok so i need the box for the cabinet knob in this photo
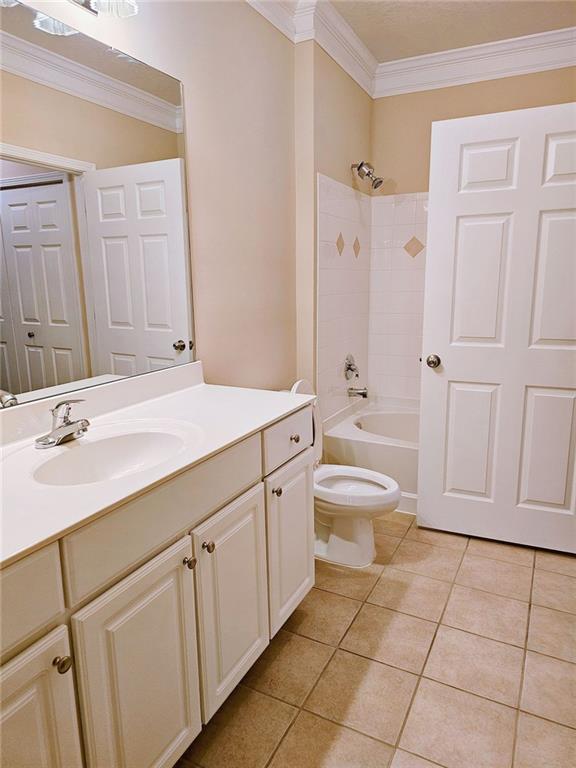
[202,540,216,554]
[272,487,283,497]
[290,434,301,443]
[52,655,72,674]
[183,556,197,570]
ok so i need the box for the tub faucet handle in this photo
[344,354,360,380]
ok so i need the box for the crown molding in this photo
[246,2,576,99]
[0,31,183,133]
[373,26,576,98]
[0,142,96,173]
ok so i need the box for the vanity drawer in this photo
[0,543,65,658]
[62,434,262,607]
[263,406,313,475]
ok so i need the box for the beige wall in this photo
[19,0,297,391]
[372,66,576,194]
[0,71,179,169]
[314,44,372,190]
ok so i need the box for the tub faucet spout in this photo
[348,387,368,398]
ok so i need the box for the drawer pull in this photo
[183,556,197,570]
[272,487,283,497]
[52,656,72,674]
[290,434,301,443]
[202,541,216,554]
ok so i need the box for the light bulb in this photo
[33,12,78,36]
[90,0,138,17]
[0,0,20,8]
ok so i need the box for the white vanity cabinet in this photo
[71,536,201,768]
[192,483,269,721]
[265,448,315,636]
[0,625,83,768]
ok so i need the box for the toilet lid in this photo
[291,379,322,465]
[314,464,400,508]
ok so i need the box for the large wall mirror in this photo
[0,2,194,406]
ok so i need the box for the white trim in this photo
[0,31,183,133]
[295,1,376,95]
[245,0,295,42]
[0,171,66,187]
[373,26,576,98]
[0,142,96,174]
[246,2,576,98]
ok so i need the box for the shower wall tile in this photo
[318,177,427,412]
[369,192,428,402]
[317,174,371,420]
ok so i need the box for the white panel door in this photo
[0,225,21,393]
[82,159,193,377]
[71,536,201,768]
[0,179,85,392]
[265,448,314,637]
[192,483,269,722]
[0,625,83,768]
[419,102,576,553]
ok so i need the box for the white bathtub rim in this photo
[325,407,419,450]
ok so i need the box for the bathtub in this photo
[323,403,419,514]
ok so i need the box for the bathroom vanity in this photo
[0,363,315,768]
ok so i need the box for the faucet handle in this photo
[51,399,85,424]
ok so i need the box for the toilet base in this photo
[314,510,376,568]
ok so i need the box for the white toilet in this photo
[292,380,400,568]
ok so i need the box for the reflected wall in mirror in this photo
[0,1,194,405]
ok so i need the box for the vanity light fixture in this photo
[90,0,138,17]
[33,12,79,36]
[0,0,19,7]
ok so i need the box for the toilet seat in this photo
[314,464,399,509]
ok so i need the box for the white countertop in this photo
[0,381,314,567]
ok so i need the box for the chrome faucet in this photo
[0,389,18,408]
[348,387,368,398]
[35,399,90,449]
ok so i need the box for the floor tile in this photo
[184,686,296,768]
[442,584,528,646]
[367,567,451,622]
[520,651,576,728]
[374,533,403,565]
[391,752,444,768]
[514,712,576,768]
[455,553,532,601]
[284,588,361,646]
[304,649,417,745]
[532,570,576,614]
[405,526,468,552]
[467,538,534,567]
[242,630,333,706]
[535,550,576,578]
[423,625,524,706]
[341,603,437,674]
[527,605,576,663]
[268,711,394,768]
[391,540,463,582]
[373,511,414,537]
[314,560,383,601]
[400,679,516,768]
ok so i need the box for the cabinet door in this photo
[0,625,83,768]
[72,536,201,768]
[192,483,269,721]
[265,448,315,636]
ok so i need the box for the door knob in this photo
[52,655,72,674]
[426,354,441,369]
[202,540,216,554]
[173,340,186,352]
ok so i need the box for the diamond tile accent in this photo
[353,237,361,258]
[336,232,345,255]
[404,236,424,257]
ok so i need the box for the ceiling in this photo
[331,0,576,62]
[0,2,182,104]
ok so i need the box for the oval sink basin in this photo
[34,431,185,486]
[19,419,205,487]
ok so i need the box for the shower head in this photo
[352,161,384,190]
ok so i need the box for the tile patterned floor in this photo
[177,512,576,768]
